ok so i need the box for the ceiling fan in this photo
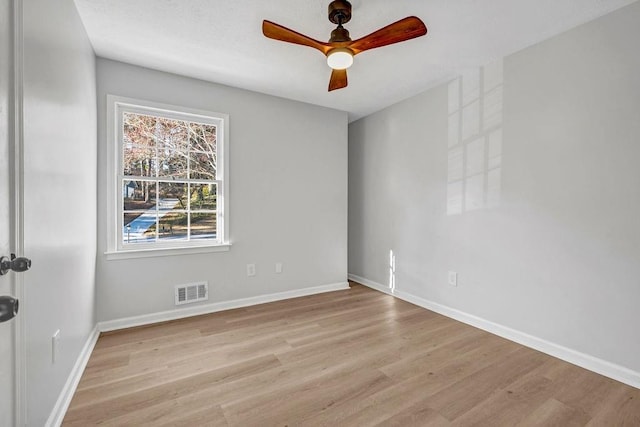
[262,0,427,92]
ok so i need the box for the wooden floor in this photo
[63,283,640,426]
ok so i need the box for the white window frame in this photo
[105,95,230,260]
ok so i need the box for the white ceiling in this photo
[74,0,637,121]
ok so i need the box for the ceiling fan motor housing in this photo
[330,27,351,43]
[328,0,352,25]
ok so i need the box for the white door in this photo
[1,0,17,425]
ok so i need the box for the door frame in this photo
[10,0,26,424]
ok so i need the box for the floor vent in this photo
[175,281,208,305]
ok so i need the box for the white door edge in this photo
[11,0,26,425]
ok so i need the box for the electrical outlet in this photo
[275,262,283,274]
[246,263,256,277]
[52,330,60,363]
[448,271,458,287]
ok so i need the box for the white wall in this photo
[22,0,97,424]
[349,1,640,376]
[96,59,348,322]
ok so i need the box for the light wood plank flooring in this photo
[63,283,640,426]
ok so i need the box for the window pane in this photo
[157,117,189,152]
[123,181,157,244]
[190,184,217,211]
[188,121,216,180]
[124,145,156,177]
[123,180,156,211]
[123,113,159,148]
[156,182,188,241]
[157,211,189,242]
[158,148,187,178]
[187,123,216,153]
[123,210,157,244]
[189,150,216,180]
[190,212,216,240]
[158,182,188,210]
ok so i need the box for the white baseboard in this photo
[98,281,350,332]
[349,273,640,390]
[45,325,100,427]
[348,274,393,295]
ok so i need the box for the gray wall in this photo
[96,59,348,322]
[23,0,97,424]
[349,2,640,373]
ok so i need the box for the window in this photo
[106,96,229,258]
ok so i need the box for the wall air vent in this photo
[175,281,208,305]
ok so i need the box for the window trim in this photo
[105,95,230,259]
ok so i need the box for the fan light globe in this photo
[327,48,353,70]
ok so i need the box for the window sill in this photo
[105,243,231,260]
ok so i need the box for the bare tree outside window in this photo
[121,112,218,244]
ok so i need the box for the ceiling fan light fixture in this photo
[327,48,353,70]
[262,0,427,91]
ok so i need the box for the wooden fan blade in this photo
[328,68,348,92]
[263,20,331,55]
[349,16,427,54]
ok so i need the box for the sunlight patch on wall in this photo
[389,249,396,293]
[447,59,503,215]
